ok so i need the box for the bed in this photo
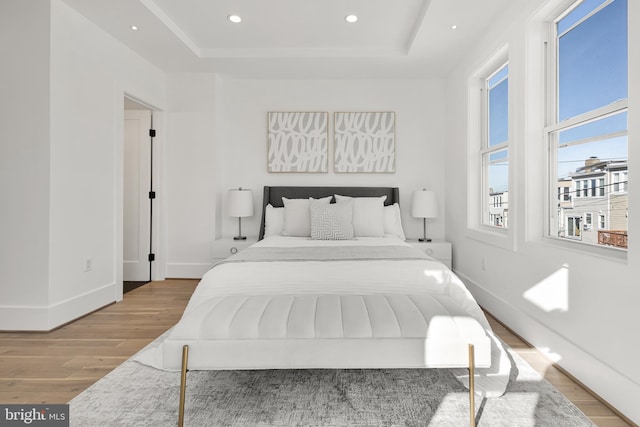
[137,186,511,426]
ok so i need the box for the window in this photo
[558,185,571,202]
[547,0,628,249]
[482,63,509,229]
[612,171,628,193]
[598,178,605,196]
[584,212,592,229]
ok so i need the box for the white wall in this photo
[445,0,640,423]
[46,0,166,328]
[0,0,52,328]
[216,78,446,237]
[0,0,167,330]
[165,73,217,278]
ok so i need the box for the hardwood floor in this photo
[0,279,196,405]
[0,279,634,426]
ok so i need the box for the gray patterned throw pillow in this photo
[310,199,354,240]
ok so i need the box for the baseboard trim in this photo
[48,283,116,329]
[455,269,640,426]
[166,262,210,279]
[485,305,639,427]
[0,306,49,331]
[0,283,116,331]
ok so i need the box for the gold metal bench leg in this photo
[468,344,476,427]
[179,345,189,427]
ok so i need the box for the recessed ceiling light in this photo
[131,25,139,31]
[345,14,358,23]
[228,14,242,23]
[451,25,457,30]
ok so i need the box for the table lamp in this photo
[411,189,437,242]
[228,188,253,240]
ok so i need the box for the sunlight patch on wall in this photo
[523,264,569,313]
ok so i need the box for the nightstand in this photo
[406,239,452,269]
[211,237,257,266]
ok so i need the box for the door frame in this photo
[115,91,165,302]
[123,108,152,283]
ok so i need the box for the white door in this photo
[124,110,152,281]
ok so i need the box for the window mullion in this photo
[545,99,628,133]
[481,142,508,156]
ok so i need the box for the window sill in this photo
[535,235,627,264]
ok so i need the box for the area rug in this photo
[69,331,595,426]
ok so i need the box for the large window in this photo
[482,63,509,229]
[547,0,628,250]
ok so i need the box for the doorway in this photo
[123,97,155,293]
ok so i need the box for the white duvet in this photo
[136,236,511,397]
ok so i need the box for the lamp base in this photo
[233,236,247,241]
[418,238,432,242]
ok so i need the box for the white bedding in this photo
[136,236,511,397]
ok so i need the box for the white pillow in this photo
[334,195,386,237]
[384,203,406,240]
[264,204,284,237]
[282,196,331,237]
[310,198,354,240]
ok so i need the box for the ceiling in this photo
[61,0,516,79]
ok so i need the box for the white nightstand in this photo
[211,237,257,266]
[406,239,452,269]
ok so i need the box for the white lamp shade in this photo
[411,189,438,219]
[227,188,254,218]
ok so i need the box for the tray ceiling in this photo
[61,0,517,78]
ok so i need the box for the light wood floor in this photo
[0,279,634,426]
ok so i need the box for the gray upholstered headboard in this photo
[258,186,400,240]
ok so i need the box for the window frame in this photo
[543,0,628,253]
[466,45,515,251]
[480,62,510,229]
[599,214,606,229]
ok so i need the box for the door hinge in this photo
[149,191,156,199]
[148,253,155,262]
[149,129,156,138]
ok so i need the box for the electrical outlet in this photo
[85,257,93,272]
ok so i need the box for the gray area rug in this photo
[69,334,595,426]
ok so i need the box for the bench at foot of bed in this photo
[177,342,482,427]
